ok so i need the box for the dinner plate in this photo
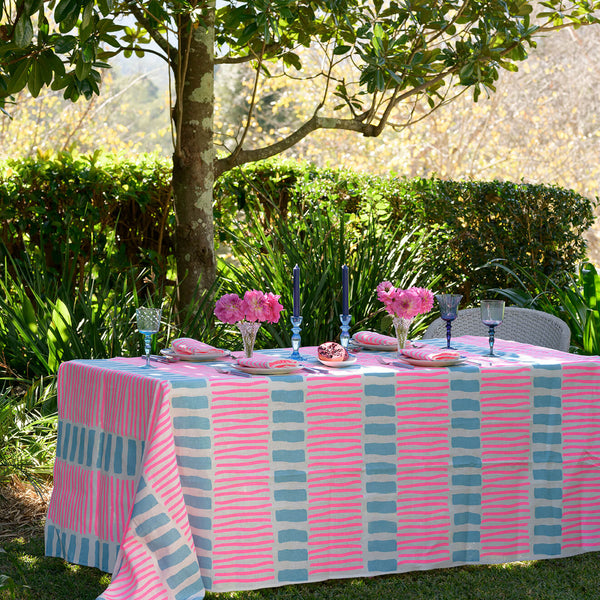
[318,355,358,368]
[351,340,397,352]
[161,348,230,361]
[232,365,301,375]
[397,356,466,367]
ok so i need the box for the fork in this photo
[375,356,415,370]
[214,366,252,378]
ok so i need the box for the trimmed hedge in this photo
[0,154,595,303]
[214,161,596,303]
[0,152,173,284]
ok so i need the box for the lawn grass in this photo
[1,531,599,600]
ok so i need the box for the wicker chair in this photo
[422,306,571,352]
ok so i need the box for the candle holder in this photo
[290,315,303,360]
[339,314,352,350]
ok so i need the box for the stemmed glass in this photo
[136,307,162,367]
[480,300,505,357]
[436,294,463,349]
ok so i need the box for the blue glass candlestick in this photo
[290,315,303,360]
[339,313,352,350]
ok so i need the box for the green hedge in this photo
[1,154,595,304]
[0,152,173,284]
[214,161,596,303]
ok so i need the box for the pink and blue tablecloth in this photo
[45,337,600,599]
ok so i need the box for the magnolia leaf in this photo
[27,60,44,96]
[54,0,78,23]
[14,16,34,47]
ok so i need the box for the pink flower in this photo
[241,290,270,322]
[413,287,434,314]
[214,293,244,324]
[376,281,395,303]
[264,292,284,324]
[389,288,421,319]
[377,282,434,319]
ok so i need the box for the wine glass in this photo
[136,307,162,367]
[436,294,463,349]
[480,299,505,356]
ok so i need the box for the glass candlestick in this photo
[339,314,352,350]
[290,315,303,360]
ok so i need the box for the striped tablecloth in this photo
[45,337,600,599]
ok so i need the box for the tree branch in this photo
[126,1,177,65]
[215,114,377,177]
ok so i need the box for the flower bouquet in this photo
[376,282,434,353]
[214,290,284,357]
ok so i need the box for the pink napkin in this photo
[236,355,299,370]
[400,345,460,361]
[171,338,226,356]
[353,331,400,347]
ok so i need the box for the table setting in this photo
[44,266,600,600]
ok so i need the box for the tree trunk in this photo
[172,7,216,311]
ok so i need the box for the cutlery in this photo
[214,366,252,378]
[302,366,329,374]
[149,354,179,363]
[375,356,415,370]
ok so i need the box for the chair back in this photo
[422,306,571,352]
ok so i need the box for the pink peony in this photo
[389,288,421,319]
[376,281,395,303]
[264,292,284,324]
[377,282,434,319]
[413,287,434,314]
[241,290,270,322]
[214,293,244,324]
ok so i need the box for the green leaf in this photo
[75,56,91,80]
[54,35,78,54]
[14,16,34,47]
[27,60,44,96]
[7,59,30,94]
[282,51,301,70]
[333,44,351,55]
[97,0,113,16]
[54,0,79,23]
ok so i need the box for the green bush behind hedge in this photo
[1,153,595,303]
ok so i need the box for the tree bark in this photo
[172,7,216,311]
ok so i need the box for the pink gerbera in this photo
[214,293,244,324]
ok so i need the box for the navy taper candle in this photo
[293,264,300,317]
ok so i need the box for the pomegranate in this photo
[317,342,349,362]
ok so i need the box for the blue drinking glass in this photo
[435,294,463,349]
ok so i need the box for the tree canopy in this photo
[1,0,599,307]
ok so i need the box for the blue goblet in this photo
[435,294,463,349]
[136,307,162,367]
[480,299,505,357]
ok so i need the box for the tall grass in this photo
[218,203,441,347]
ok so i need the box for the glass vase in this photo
[237,321,261,358]
[392,316,413,356]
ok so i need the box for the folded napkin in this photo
[400,346,460,361]
[236,355,299,370]
[353,331,402,347]
[171,337,226,356]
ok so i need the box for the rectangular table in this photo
[45,336,600,600]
